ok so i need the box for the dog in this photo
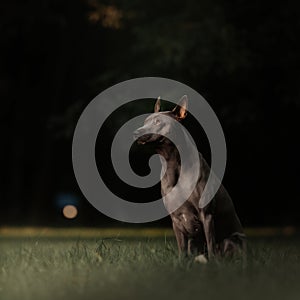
[133,96,246,260]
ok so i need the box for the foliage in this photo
[0,0,299,225]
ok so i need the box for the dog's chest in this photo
[162,181,212,237]
[170,201,204,237]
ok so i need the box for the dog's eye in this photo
[154,119,161,125]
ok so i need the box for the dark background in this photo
[1,0,299,227]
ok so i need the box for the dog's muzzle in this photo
[133,128,148,144]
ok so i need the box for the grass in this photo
[0,230,300,300]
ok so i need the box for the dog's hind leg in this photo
[222,232,247,265]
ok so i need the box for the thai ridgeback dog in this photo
[133,96,246,261]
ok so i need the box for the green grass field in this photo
[0,228,300,300]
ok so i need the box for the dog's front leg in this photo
[172,222,187,256]
[203,213,216,259]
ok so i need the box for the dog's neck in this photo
[155,142,181,195]
[153,127,204,213]
[156,128,200,189]
[155,140,180,163]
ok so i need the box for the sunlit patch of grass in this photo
[0,226,297,238]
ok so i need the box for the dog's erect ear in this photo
[154,96,161,112]
[172,95,188,120]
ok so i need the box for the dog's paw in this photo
[194,254,208,264]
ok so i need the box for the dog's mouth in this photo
[136,134,153,145]
[135,134,165,145]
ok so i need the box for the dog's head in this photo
[133,95,188,145]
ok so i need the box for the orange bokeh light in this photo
[62,205,78,219]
